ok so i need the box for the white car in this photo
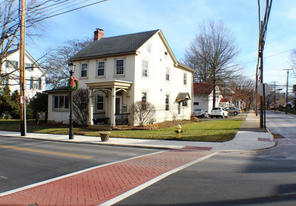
[210,107,229,119]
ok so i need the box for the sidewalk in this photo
[0,112,275,151]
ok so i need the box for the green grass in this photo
[0,117,245,142]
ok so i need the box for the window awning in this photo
[175,92,191,102]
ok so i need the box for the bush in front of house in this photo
[129,101,156,127]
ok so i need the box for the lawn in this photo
[0,116,246,142]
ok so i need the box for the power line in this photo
[0,0,109,29]
[32,0,109,24]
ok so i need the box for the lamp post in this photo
[68,62,76,140]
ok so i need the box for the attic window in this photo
[147,44,151,53]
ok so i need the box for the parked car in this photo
[193,109,208,118]
[224,107,241,116]
[210,107,229,118]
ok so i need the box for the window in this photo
[142,92,147,110]
[97,61,105,76]
[81,63,88,77]
[183,73,187,85]
[38,79,42,90]
[25,63,33,70]
[182,100,188,107]
[166,67,170,81]
[54,95,69,109]
[147,44,151,53]
[97,94,104,110]
[116,59,124,75]
[30,77,39,89]
[142,59,148,77]
[165,94,169,111]
[194,102,199,105]
[142,92,147,103]
[4,77,9,86]
[1,77,9,87]
[6,61,18,68]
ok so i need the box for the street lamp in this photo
[68,61,76,140]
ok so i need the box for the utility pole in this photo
[284,69,293,114]
[19,0,27,136]
[256,0,273,129]
[273,81,276,111]
[259,21,264,129]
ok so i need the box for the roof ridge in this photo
[102,29,159,40]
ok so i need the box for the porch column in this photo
[110,87,116,127]
[88,89,94,125]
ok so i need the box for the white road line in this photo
[0,150,164,197]
[99,152,219,206]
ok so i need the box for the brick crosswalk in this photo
[0,147,214,206]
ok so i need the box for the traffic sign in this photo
[258,83,271,97]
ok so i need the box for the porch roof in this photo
[85,80,132,90]
[175,92,191,102]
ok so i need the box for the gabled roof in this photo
[4,49,46,74]
[193,83,214,95]
[44,86,69,93]
[220,98,230,103]
[71,30,159,61]
[70,29,194,73]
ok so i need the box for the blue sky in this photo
[27,0,296,91]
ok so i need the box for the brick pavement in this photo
[0,147,214,206]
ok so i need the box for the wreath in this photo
[68,76,79,91]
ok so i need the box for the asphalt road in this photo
[117,111,296,206]
[0,136,162,193]
[1,111,296,206]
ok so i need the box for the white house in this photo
[47,29,194,126]
[193,83,223,112]
[1,49,46,99]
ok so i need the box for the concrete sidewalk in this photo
[0,112,275,151]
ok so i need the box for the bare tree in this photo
[41,38,92,88]
[72,88,89,127]
[0,0,48,85]
[130,101,156,126]
[184,20,242,107]
[228,76,255,109]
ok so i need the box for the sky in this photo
[27,0,296,93]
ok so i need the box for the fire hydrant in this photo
[174,124,182,138]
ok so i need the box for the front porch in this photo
[86,80,132,127]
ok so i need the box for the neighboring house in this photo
[0,49,46,99]
[219,98,230,108]
[193,83,223,112]
[46,29,194,126]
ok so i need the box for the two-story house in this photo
[1,49,46,99]
[47,29,194,126]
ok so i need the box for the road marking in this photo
[0,144,93,159]
[100,151,219,206]
[0,150,164,197]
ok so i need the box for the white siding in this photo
[134,33,192,123]
[2,50,46,99]
[47,93,70,124]
[67,31,194,125]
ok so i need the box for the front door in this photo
[115,96,122,114]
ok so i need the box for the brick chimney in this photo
[94,28,104,41]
